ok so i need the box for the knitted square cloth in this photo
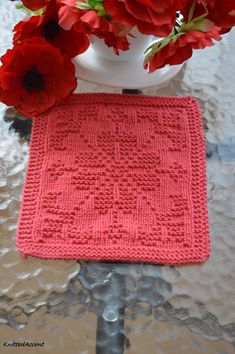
[16,93,210,264]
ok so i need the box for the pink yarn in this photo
[16,93,210,264]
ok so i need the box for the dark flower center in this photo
[42,21,61,41]
[22,67,45,93]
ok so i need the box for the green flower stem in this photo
[144,12,211,66]
[188,0,196,22]
[77,2,92,9]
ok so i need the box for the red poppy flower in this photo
[0,38,77,117]
[22,0,50,11]
[14,0,90,58]
[145,21,221,72]
[103,0,185,37]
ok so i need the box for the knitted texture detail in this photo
[16,93,210,264]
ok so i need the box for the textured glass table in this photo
[1,2,235,353]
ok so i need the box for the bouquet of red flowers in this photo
[0,0,235,117]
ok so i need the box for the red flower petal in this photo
[22,0,49,11]
[103,0,180,36]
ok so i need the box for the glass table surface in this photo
[0,2,235,353]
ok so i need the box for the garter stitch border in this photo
[16,93,210,265]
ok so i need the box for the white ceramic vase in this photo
[74,27,183,89]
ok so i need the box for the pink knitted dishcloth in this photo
[16,93,210,264]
